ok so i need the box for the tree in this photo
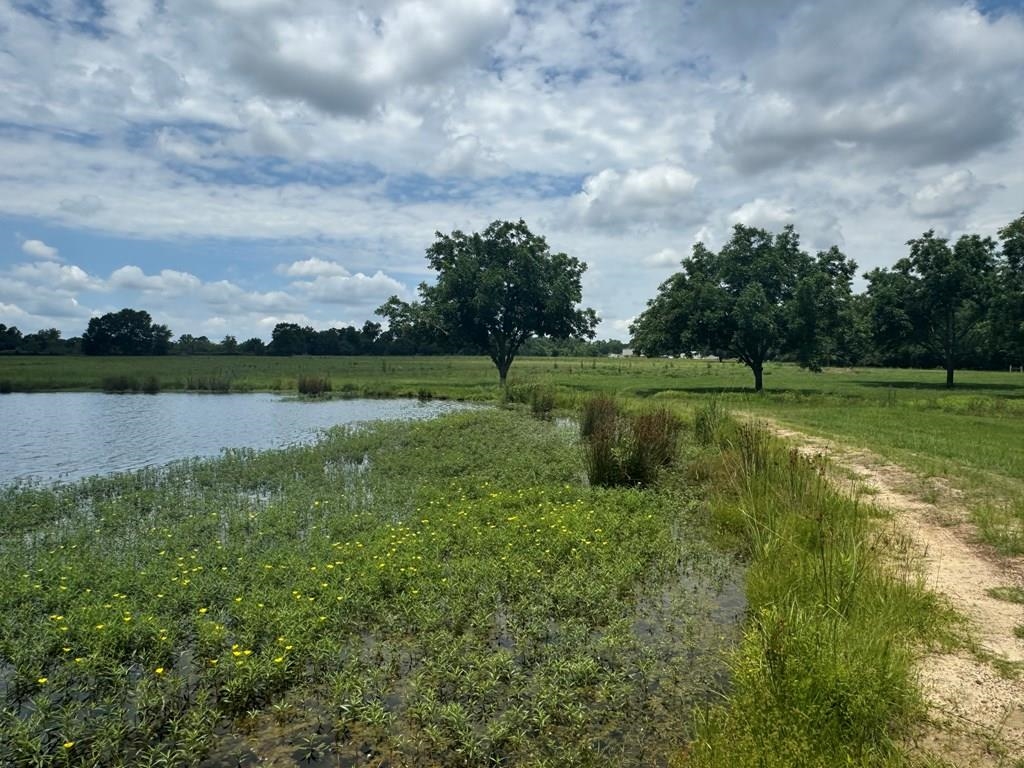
[238,337,266,355]
[19,328,66,355]
[867,230,996,387]
[82,309,173,355]
[268,323,313,356]
[0,324,23,353]
[992,212,1024,367]
[379,220,598,384]
[630,224,853,391]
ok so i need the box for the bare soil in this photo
[754,417,1024,767]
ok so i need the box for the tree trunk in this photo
[752,361,764,392]
[497,358,512,387]
[946,365,955,389]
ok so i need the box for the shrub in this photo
[185,374,232,392]
[529,385,556,419]
[102,375,140,393]
[580,396,682,487]
[297,374,332,396]
[694,397,726,447]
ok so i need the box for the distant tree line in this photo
[630,211,1024,389]
[0,310,619,358]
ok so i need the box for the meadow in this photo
[1,408,744,766]
[1,356,1021,765]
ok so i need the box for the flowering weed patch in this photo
[0,409,739,767]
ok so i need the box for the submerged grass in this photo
[0,409,740,767]
[688,411,948,767]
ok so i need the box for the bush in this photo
[102,375,140,393]
[185,374,232,392]
[529,385,556,419]
[694,397,726,447]
[580,396,683,487]
[297,374,332,396]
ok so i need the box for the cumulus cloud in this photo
[573,165,699,227]
[108,266,203,294]
[728,199,844,250]
[229,0,514,116]
[278,258,351,278]
[21,239,60,260]
[729,198,797,229]
[909,169,994,219]
[0,0,1022,340]
[10,262,103,293]
[643,248,683,269]
[292,271,406,304]
[713,2,1024,172]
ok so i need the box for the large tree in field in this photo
[867,230,996,388]
[82,308,172,355]
[630,224,855,391]
[378,219,598,385]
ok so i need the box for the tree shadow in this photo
[855,380,1024,395]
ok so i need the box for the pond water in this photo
[0,393,471,485]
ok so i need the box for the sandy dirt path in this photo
[751,417,1024,766]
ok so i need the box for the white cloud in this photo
[0,0,1022,340]
[108,266,203,294]
[729,198,797,229]
[21,239,60,260]
[278,257,351,278]
[10,262,103,292]
[292,271,406,304]
[909,169,993,219]
[643,248,683,269]
[573,165,699,227]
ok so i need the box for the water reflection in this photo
[0,393,471,484]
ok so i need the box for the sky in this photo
[1,0,1023,342]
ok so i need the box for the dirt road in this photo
[757,418,1024,766]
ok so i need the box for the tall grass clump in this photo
[185,373,233,392]
[690,418,945,767]
[580,395,683,487]
[296,373,332,396]
[693,397,726,447]
[101,374,141,393]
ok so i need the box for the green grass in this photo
[986,586,1024,604]
[689,415,950,767]
[0,409,739,767]
[3,355,1022,763]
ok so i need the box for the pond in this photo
[0,393,472,484]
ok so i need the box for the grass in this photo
[688,413,949,767]
[3,355,1022,763]
[0,409,740,767]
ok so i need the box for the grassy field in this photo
[2,355,1021,764]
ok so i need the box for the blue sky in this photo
[2,0,1023,341]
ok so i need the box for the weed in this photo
[690,416,944,767]
[693,397,726,447]
[102,374,141,393]
[296,374,331,396]
[0,409,736,767]
[580,395,683,487]
[986,586,1024,604]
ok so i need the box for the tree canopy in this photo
[379,219,598,384]
[630,224,856,391]
[866,230,996,387]
[81,309,173,356]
